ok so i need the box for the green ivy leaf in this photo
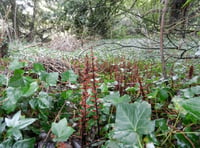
[187,76,200,85]
[155,118,169,132]
[29,92,52,109]
[8,70,25,87]
[33,63,45,73]
[112,101,155,146]
[8,59,27,71]
[5,111,36,129]
[13,138,35,148]
[100,83,109,93]
[148,133,159,145]
[61,70,78,83]
[102,92,131,106]
[46,72,59,86]
[22,82,38,97]
[174,134,193,148]
[5,111,36,140]
[5,111,21,127]
[16,118,37,129]
[29,99,37,110]
[2,87,23,113]
[37,92,52,109]
[51,118,75,142]
[190,86,200,95]
[126,86,137,94]
[112,130,138,146]
[0,74,7,86]
[3,79,38,112]
[40,72,58,86]
[173,97,200,120]
[0,139,13,148]
[182,88,194,98]
[2,99,17,113]
[159,88,169,101]
[61,90,73,99]
[7,128,22,140]
[106,140,121,148]
[181,86,200,98]
[180,97,200,120]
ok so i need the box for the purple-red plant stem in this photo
[138,76,145,99]
[91,50,100,138]
[80,55,90,147]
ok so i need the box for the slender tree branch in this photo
[93,41,187,51]
[160,0,168,79]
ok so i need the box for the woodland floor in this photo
[0,35,200,148]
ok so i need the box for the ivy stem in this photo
[43,102,66,143]
[137,134,143,148]
[108,105,114,124]
[161,112,180,146]
[161,130,172,146]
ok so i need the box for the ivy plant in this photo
[107,101,155,148]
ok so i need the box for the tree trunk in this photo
[168,0,189,38]
[169,0,187,24]
[0,36,8,58]
[160,0,168,80]
[10,0,19,39]
[29,0,38,41]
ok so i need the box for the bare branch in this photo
[93,41,187,51]
[160,0,168,79]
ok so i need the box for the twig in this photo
[0,98,9,105]
[94,41,187,51]
[181,132,195,148]
[43,102,66,143]
[24,42,42,49]
[160,0,168,80]
[166,13,200,32]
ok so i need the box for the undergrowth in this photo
[0,50,199,147]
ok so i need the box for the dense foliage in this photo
[0,0,199,39]
[0,55,199,147]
